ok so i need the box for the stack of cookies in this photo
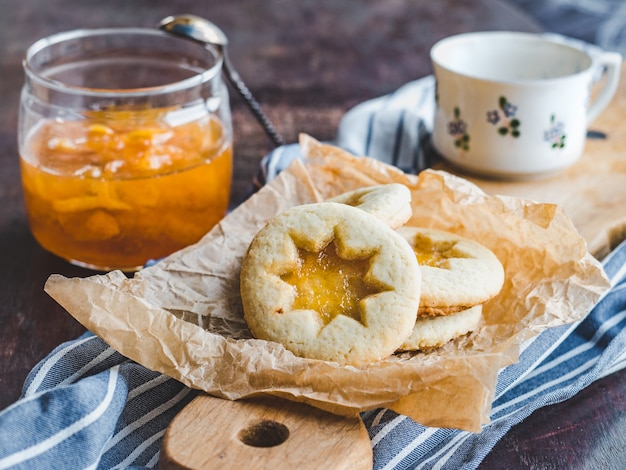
[240,184,504,366]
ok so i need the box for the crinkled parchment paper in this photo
[44,134,609,432]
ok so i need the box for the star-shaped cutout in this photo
[280,237,390,326]
[412,234,471,269]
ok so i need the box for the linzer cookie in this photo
[327,183,412,229]
[240,202,421,365]
[396,227,505,351]
[398,305,483,351]
[398,227,505,315]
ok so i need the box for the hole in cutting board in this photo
[238,419,290,447]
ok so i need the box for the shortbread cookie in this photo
[397,227,505,316]
[240,202,421,365]
[398,305,482,351]
[327,184,412,229]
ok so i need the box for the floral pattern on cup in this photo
[544,114,566,149]
[487,96,521,138]
[448,107,470,152]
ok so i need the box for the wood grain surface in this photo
[159,395,372,470]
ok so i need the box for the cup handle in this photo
[587,51,622,124]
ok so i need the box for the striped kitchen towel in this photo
[0,240,624,469]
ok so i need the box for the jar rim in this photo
[23,27,223,98]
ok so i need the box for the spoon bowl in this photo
[159,14,285,147]
[160,14,228,47]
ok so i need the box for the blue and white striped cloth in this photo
[2,39,626,467]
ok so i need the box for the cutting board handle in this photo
[159,394,373,469]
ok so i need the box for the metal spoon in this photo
[159,14,285,147]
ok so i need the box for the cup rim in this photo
[23,27,223,98]
[430,31,593,84]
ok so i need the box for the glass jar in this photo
[19,28,233,271]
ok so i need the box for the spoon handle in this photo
[223,53,285,147]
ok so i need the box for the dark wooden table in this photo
[2,1,626,468]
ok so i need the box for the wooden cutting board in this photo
[159,395,373,469]
[159,64,626,469]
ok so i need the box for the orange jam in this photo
[412,235,461,268]
[280,240,380,325]
[20,110,232,271]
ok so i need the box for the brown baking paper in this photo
[44,134,609,432]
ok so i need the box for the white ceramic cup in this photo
[430,31,622,178]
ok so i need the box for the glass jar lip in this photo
[23,27,223,98]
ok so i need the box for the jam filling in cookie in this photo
[280,239,389,325]
[411,233,470,269]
